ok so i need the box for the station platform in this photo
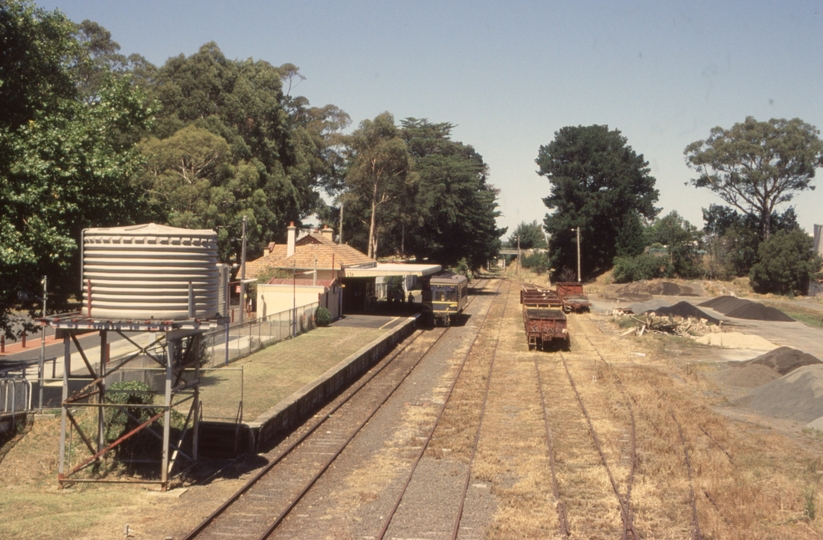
[198,313,419,454]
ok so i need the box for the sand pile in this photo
[604,281,702,302]
[644,301,719,325]
[648,282,699,296]
[695,332,776,350]
[712,347,820,388]
[736,365,823,422]
[713,364,781,388]
[744,346,821,375]
[699,296,794,322]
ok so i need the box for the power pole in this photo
[38,275,47,410]
[574,227,581,282]
[517,235,521,275]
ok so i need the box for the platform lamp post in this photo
[576,227,581,282]
[292,262,297,337]
[239,215,247,324]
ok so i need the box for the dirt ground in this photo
[4,274,823,538]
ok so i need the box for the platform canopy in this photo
[341,262,441,278]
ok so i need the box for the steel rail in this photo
[581,335,639,539]
[375,279,505,540]
[182,326,433,540]
[183,278,493,540]
[534,358,570,539]
[559,352,641,540]
[449,280,511,539]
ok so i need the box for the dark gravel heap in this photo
[743,346,821,375]
[699,296,794,322]
[699,296,749,313]
[644,301,719,325]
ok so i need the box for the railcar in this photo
[421,272,468,326]
[521,284,569,350]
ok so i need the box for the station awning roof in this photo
[342,263,441,278]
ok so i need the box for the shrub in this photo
[749,229,822,295]
[521,252,549,274]
[315,306,331,327]
[453,258,474,280]
[612,254,668,283]
[105,381,157,444]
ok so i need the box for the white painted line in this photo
[379,317,400,330]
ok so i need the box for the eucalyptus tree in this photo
[507,221,547,250]
[145,44,348,260]
[343,112,415,259]
[685,117,823,240]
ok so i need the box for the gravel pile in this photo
[743,346,821,375]
[644,301,719,325]
[712,347,820,389]
[736,365,823,422]
[713,364,781,388]
[698,296,794,322]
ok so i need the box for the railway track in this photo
[182,278,499,539]
[375,279,510,539]
[556,321,705,539]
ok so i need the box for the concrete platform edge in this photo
[240,316,418,453]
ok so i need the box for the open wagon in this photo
[520,284,569,350]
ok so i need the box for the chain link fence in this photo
[202,302,318,368]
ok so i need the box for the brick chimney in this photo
[321,225,334,242]
[287,222,297,257]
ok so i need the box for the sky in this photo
[43,0,823,237]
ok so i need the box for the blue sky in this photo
[43,0,823,236]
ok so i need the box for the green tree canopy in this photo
[537,124,659,280]
[645,211,703,278]
[398,118,504,268]
[702,204,800,279]
[1,2,154,338]
[685,117,823,240]
[507,221,547,250]
[143,45,348,263]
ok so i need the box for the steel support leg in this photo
[98,330,107,452]
[161,339,174,490]
[58,335,71,482]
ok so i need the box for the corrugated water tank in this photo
[82,223,219,320]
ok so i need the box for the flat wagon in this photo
[553,282,592,313]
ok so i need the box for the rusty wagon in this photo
[554,282,592,313]
[520,285,569,350]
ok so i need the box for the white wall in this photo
[256,283,340,320]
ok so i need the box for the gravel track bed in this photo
[255,279,503,539]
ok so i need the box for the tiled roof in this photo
[245,234,374,279]
[245,244,288,279]
[281,242,375,270]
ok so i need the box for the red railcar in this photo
[553,282,591,313]
[520,284,569,350]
